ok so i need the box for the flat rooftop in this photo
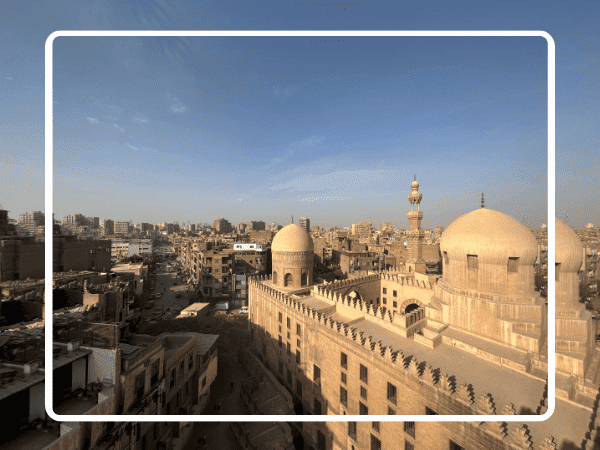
[274,289,594,448]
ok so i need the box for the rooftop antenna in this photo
[481,193,485,209]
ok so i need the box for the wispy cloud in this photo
[264,149,294,169]
[273,84,296,99]
[105,116,118,121]
[166,94,187,113]
[86,117,100,124]
[113,123,124,132]
[133,116,149,124]
[125,143,138,150]
[4,77,13,81]
[262,136,324,170]
[269,169,399,194]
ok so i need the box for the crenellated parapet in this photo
[251,278,546,430]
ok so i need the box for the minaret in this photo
[406,176,427,273]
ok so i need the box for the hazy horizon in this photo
[0,1,597,230]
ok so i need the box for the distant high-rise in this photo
[214,218,233,234]
[101,219,114,235]
[351,221,370,238]
[299,217,310,233]
[247,220,266,232]
[114,221,130,235]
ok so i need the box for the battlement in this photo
[249,277,544,421]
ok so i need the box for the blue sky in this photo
[0,0,598,229]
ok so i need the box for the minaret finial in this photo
[481,193,485,208]
[291,215,294,224]
[414,174,416,181]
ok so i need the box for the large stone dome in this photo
[441,208,538,265]
[555,218,583,273]
[272,224,314,253]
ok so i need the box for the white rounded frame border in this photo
[44,29,555,422]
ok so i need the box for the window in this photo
[279,312,282,323]
[314,365,321,385]
[285,273,293,286]
[393,301,398,308]
[151,360,159,386]
[318,430,326,450]
[360,402,369,415]
[188,353,193,369]
[371,435,382,450]
[340,386,348,406]
[279,325,282,333]
[383,298,387,304]
[348,422,357,440]
[404,422,415,438]
[202,377,206,388]
[341,352,348,369]
[314,398,322,415]
[287,317,291,329]
[180,359,184,372]
[393,290,397,297]
[296,380,303,398]
[449,441,464,450]
[443,251,449,266]
[372,422,380,432]
[341,372,347,384]
[425,406,437,415]
[387,382,397,404]
[279,335,282,348]
[360,386,368,400]
[297,338,301,348]
[287,331,291,340]
[405,441,414,450]
[360,364,368,384]
[297,324,301,336]
[467,254,478,270]
[296,350,301,364]
[287,342,291,356]
[170,368,176,388]
[383,288,387,294]
[508,257,519,273]
[135,372,145,401]
[388,407,396,415]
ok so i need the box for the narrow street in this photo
[140,258,255,450]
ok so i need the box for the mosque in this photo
[248,179,600,450]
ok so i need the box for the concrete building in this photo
[351,221,370,239]
[100,219,114,236]
[213,218,233,234]
[114,221,131,236]
[247,221,266,232]
[299,217,310,234]
[247,178,599,450]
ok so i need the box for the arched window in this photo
[284,273,293,287]
[273,272,278,284]
[404,303,420,314]
[301,272,308,286]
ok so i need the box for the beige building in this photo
[247,178,599,450]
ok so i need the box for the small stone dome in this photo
[555,218,583,273]
[411,180,419,189]
[441,208,538,265]
[272,224,314,253]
